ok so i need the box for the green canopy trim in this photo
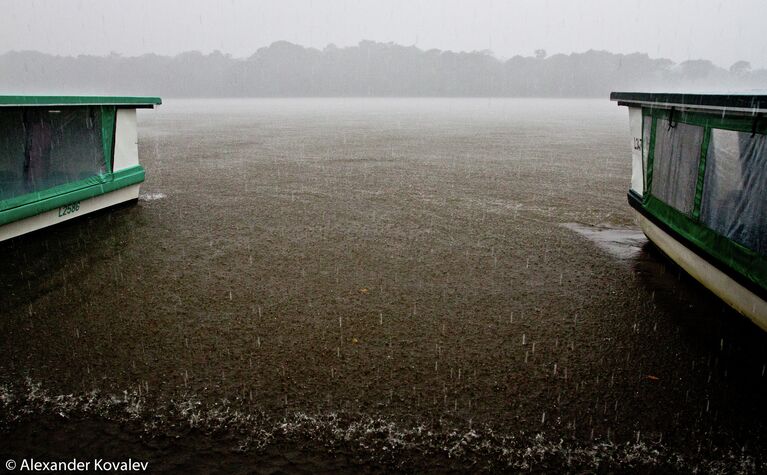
[0,96,161,108]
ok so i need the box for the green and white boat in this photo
[0,95,161,241]
[612,92,767,330]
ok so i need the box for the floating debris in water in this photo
[138,192,167,202]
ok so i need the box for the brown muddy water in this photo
[1,98,767,473]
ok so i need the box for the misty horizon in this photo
[3,41,760,72]
[2,0,766,70]
[2,41,765,98]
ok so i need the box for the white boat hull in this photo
[637,212,767,331]
[0,184,140,242]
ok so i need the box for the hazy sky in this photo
[2,0,765,68]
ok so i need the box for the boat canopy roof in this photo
[0,95,161,108]
[610,92,767,114]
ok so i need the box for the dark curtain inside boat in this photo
[651,119,703,216]
[642,115,652,192]
[0,109,25,201]
[700,129,767,255]
[0,106,106,202]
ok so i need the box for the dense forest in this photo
[1,41,764,97]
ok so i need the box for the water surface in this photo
[1,98,766,472]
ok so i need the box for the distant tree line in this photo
[1,41,764,97]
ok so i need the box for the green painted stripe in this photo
[644,195,767,293]
[101,106,117,173]
[644,109,657,202]
[0,174,111,211]
[0,166,145,226]
[629,192,767,301]
[0,96,161,107]
[638,105,767,292]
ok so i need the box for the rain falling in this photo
[1,1,767,473]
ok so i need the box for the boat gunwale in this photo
[628,190,767,302]
[611,91,767,114]
[0,95,161,108]
[0,166,145,226]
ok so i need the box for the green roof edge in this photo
[610,91,767,112]
[0,95,162,107]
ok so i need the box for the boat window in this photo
[0,107,106,202]
[651,119,703,215]
[700,129,767,254]
[0,109,26,201]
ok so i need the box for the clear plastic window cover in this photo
[700,129,767,255]
[652,119,703,215]
[642,115,651,191]
[0,107,105,201]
